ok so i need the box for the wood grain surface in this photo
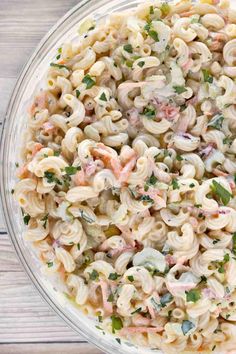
[0,1,103,353]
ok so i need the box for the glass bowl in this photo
[0,0,160,353]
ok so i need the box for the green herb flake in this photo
[23,214,31,225]
[150,5,154,14]
[189,183,195,188]
[50,62,69,70]
[200,275,207,283]
[147,173,158,186]
[186,289,201,303]
[89,269,99,281]
[160,2,170,16]
[173,86,187,94]
[98,315,103,323]
[95,325,103,330]
[47,261,53,268]
[108,273,119,280]
[77,243,80,250]
[41,213,49,229]
[232,232,236,255]
[172,178,180,190]
[140,195,154,203]
[111,315,123,333]
[11,189,15,194]
[143,106,156,119]
[223,137,233,145]
[107,294,114,302]
[203,69,213,83]
[176,155,183,161]
[58,47,62,53]
[210,180,232,206]
[115,338,121,344]
[65,166,81,175]
[125,60,133,68]
[160,293,173,307]
[148,30,159,42]
[44,171,57,184]
[127,275,134,282]
[82,74,96,89]
[76,89,81,98]
[208,114,224,130]
[15,162,19,168]
[99,92,107,101]
[131,307,142,315]
[181,320,195,335]
[212,345,216,351]
[123,44,133,53]
[137,61,145,68]
[54,150,60,156]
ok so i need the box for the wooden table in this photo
[0,1,103,353]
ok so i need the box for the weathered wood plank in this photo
[0,343,103,354]
[0,271,82,342]
[0,234,20,271]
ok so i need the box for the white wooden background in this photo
[0,1,103,353]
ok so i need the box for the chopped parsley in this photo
[50,62,69,70]
[99,92,107,101]
[146,173,158,186]
[41,213,49,229]
[44,171,61,184]
[107,294,114,302]
[137,61,145,68]
[202,69,213,83]
[144,22,159,42]
[115,338,121,344]
[149,5,154,14]
[176,155,183,161]
[148,30,159,41]
[23,214,31,225]
[54,150,60,156]
[189,183,195,188]
[210,180,232,206]
[82,74,96,89]
[108,273,119,280]
[123,44,133,53]
[77,243,80,250]
[160,2,170,16]
[140,195,154,203]
[47,261,53,268]
[207,114,224,130]
[111,315,123,333]
[131,307,142,315]
[125,60,133,68]
[232,232,236,255]
[173,85,187,94]
[171,178,180,190]
[76,89,80,98]
[89,269,99,281]
[181,320,195,335]
[65,166,81,175]
[143,105,156,118]
[160,293,173,307]
[127,275,134,282]
[223,137,233,146]
[186,289,201,303]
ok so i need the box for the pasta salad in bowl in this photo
[2,0,236,353]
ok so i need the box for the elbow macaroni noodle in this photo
[14,0,236,352]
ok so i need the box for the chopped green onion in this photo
[82,74,96,89]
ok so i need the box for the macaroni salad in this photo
[14,0,236,352]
